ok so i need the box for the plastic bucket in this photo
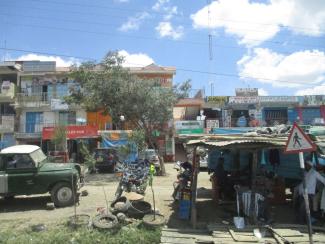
[127,200,152,219]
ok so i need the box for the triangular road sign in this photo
[285,123,316,154]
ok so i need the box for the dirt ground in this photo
[0,163,297,229]
[0,164,209,228]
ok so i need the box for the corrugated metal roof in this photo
[187,139,285,148]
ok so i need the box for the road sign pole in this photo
[299,152,313,244]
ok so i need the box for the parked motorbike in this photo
[172,161,192,201]
[114,160,150,200]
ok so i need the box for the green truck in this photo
[0,145,83,207]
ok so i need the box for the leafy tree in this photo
[51,126,67,151]
[67,51,190,175]
[174,79,192,99]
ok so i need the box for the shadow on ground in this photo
[0,195,52,213]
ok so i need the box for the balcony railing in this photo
[15,92,50,107]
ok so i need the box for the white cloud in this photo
[155,22,184,40]
[258,88,269,96]
[237,48,325,87]
[152,0,170,11]
[191,0,325,46]
[119,12,150,32]
[163,6,178,21]
[114,0,129,2]
[118,50,154,67]
[15,53,79,67]
[152,0,179,21]
[295,83,325,95]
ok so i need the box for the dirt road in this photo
[0,164,212,229]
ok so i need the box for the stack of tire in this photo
[92,197,152,230]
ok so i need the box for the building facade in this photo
[0,61,176,161]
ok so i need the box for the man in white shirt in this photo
[296,160,325,223]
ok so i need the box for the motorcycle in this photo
[114,160,149,200]
[172,161,192,201]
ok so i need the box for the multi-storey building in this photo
[12,61,87,148]
[0,62,20,149]
[0,60,177,161]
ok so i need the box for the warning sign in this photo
[285,123,316,154]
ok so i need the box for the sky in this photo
[0,0,325,97]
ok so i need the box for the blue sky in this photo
[1,0,325,96]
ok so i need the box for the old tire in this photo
[51,182,75,207]
[92,213,119,230]
[143,213,165,228]
[110,196,131,214]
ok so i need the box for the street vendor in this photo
[294,160,325,223]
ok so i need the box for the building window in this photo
[26,112,43,133]
[59,111,76,125]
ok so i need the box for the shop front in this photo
[42,125,99,162]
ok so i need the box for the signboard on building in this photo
[303,95,325,106]
[235,88,258,97]
[259,96,300,103]
[229,96,300,105]
[51,99,69,110]
[206,96,227,106]
[206,119,219,131]
[42,125,98,140]
[175,120,204,134]
[228,96,258,104]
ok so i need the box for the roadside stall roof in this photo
[187,137,287,150]
[0,62,22,74]
[182,126,325,153]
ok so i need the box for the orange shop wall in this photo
[87,111,112,130]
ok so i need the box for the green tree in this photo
[51,126,67,151]
[67,51,190,175]
[174,79,192,99]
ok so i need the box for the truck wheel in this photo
[51,182,75,207]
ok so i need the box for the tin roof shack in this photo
[185,131,325,228]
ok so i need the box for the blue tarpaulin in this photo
[99,130,137,162]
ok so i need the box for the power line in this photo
[0,46,321,88]
[0,47,95,61]
[0,9,323,50]
[17,0,325,34]
[3,21,325,57]
[2,1,325,41]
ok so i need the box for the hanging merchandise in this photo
[269,149,280,173]
[260,150,266,165]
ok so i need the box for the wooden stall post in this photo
[251,150,258,223]
[191,146,198,228]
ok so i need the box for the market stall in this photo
[185,132,325,228]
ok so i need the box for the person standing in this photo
[295,160,325,223]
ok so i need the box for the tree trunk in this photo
[141,122,167,176]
